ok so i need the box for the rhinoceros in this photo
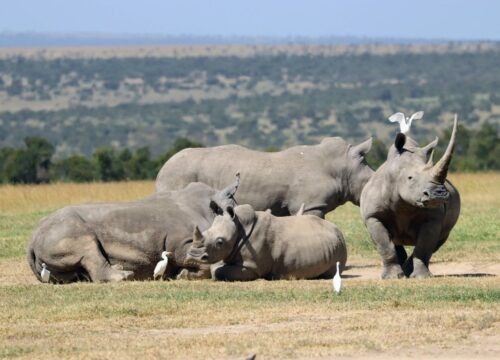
[27,178,239,283]
[183,204,347,281]
[360,116,461,279]
[155,138,374,218]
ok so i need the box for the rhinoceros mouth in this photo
[185,252,209,265]
[416,189,450,208]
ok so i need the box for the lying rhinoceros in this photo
[27,177,239,283]
[360,116,461,279]
[183,204,347,281]
[155,137,374,218]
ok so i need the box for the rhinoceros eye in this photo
[408,176,413,180]
[216,238,224,247]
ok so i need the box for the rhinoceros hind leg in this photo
[78,235,134,282]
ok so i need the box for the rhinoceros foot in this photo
[176,267,211,280]
[106,269,134,282]
[381,264,405,279]
[409,258,432,279]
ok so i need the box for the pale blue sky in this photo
[1,0,499,40]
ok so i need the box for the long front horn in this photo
[432,115,458,183]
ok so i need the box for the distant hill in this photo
[0,32,462,48]
[0,43,499,158]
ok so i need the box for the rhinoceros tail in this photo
[27,244,43,282]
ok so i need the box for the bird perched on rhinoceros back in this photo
[155,137,374,218]
[360,116,460,279]
[27,176,240,283]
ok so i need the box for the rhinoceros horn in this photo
[432,115,458,184]
[192,226,204,246]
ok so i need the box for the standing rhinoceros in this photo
[155,137,374,218]
[27,177,239,283]
[360,116,461,279]
[183,204,347,281]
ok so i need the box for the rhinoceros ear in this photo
[226,206,236,219]
[209,200,223,215]
[421,137,439,164]
[350,137,373,158]
[395,133,406,153]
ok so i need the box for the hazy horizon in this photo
[1,1,499,42]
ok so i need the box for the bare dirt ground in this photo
[3,258,499,286]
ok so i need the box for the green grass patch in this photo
[1,279,498,323]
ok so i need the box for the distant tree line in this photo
[0,122,497,185]
[0,137,203,184]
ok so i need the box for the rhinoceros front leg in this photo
[176,265,211,280]
[406,222,442,279]
[365,217,404,279]
[213,265,259,281]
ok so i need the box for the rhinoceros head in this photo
[209,173,240,215]
[388,115,458,208]
[186,205,255,264]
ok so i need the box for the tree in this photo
[127,147,156,180]
[155,137,204,172]
[3,137,54,184]
[93,147,125,182]
[365,138,387,169]
[467,122,499,170]
[51,155,96,182]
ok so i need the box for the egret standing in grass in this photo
[333,261,341,294]
[388,111,424,134]
[40,263,50,283]
[153,251,172,280]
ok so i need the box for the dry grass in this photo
[1,278,499,359]
[0,173,499,359]
[0,181,154,214]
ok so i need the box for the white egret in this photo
[153,251,172,280]
[388,111,424,134]
[333,261,341,294]
[40,263,50,283]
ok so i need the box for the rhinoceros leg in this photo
[407,222,442,279]
[176,266,211,280]
[213,265,259,281]
[365,217,404,279]
[395,245,408,266]
[76,235,134,282]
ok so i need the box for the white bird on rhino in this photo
[388,111,424,134]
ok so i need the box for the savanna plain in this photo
[0,173,499,359]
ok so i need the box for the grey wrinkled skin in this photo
[155,137,374,218]
[360,117,461,279]
[183,204,347,281]
[27,180,239,283]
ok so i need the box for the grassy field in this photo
[0,173,499,359]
